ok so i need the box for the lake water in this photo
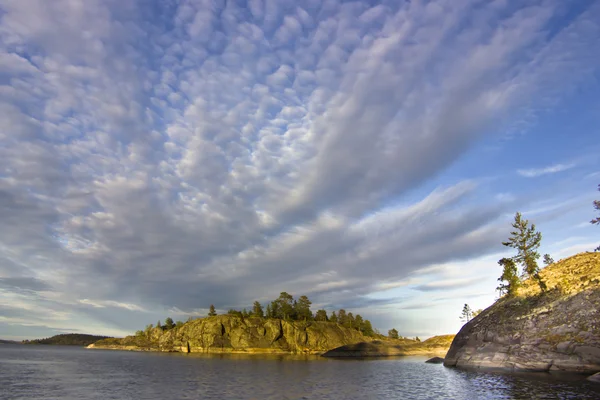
[1,345,599,399]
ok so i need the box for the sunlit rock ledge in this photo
[87,315,368,355]
[444,252,600,380]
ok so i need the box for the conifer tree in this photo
[329,311,338,323]
[388,328,399,339]
[208,304,217,317]
[502,212,546,291]
[543,254,554,266]
[164,317,175,330]
[362,319,374,336]
[252,301,264,318]
[295,295,313,321]
[314,309,328,321]
[353,314,364,331]
[497,257,520,296]
[460,304,472,322]
[337,309,347,326]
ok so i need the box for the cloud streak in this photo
[518,163,575,178]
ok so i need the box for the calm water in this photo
[1,345,599,399]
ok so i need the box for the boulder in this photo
[425,357,445,364]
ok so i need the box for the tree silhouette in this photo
[208,305,217,317]
[592,184,600,251]
[460,304,473,322]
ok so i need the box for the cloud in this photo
[0,0,598,337]
[517,163,575,178]
[413,277,483,292]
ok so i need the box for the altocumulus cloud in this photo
[0,0,599,338]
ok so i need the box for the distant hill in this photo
[0,339,19,344]
[23,334,112,346]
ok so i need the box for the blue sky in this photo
[0,0,599,340]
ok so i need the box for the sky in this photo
[0,0,599,341]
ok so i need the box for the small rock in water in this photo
[587,372,600,383]
[425,357,444,364]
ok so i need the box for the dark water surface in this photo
[1,345,599,399]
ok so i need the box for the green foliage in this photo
[175,321,184,329]
[353,314,363,330]
[472,309,483,318]
[361,319,375,337]
[265,303,273,318]
[295,295,313,321]
[460,304,473,322]
[388,328,399,339]
[23,334,112,346]
[502,212,546,291]
[592,184,600,251]
[156,320,162,330]
[164,317,175,330]
[314,309,328,321]
[252,301,264,318]
[497,257,520,296]
[329,311,338,323]
[208,304,217,317]
[337,309,348,326]
[227,309,243,317]
[543,254,555,266]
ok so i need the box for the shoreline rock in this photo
[444,253,600,376]
[322,336,453,358]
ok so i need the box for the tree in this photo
[228,309,243,317]
[353,314,364,331]
[275,292,295,320]
[344,312,355,329]
[362,319,374,337]
[497,257,520,297]
[252,301,264,318]
[208,305,217,317]
[543,254,554,266]
[460,304,473,322]
[266,303,273,318]
[314,309,328,321]
[175,320,184,329]
[388,328,399,339]
[502,212,546,291]
[329,311,338,323]
[156,320,162,330]
[415,337,421,342]
[337,309,348,326]
[164,317,175,330]
[295,295,313,321]
[592,184,600,251]
[472,309,483,318]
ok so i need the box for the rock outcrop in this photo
[322,335,454,357]
[89,315,367,354]
[444,252,600,376]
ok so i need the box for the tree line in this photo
[144,292,377,337]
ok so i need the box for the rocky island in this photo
[444,252,600,379]
[89,315,367,354]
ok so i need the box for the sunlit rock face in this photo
[90,315,366,354]
[444,253,600,376]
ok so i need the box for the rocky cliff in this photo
[89,315,367,354]
[444,252,600,376]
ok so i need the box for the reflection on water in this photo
[1,345,599,400]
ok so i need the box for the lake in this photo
[1,345,599,399]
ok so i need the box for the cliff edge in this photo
[444,252,600,376]
[89,315,367,354]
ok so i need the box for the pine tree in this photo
[252,301,264,318]
[460,304,472,322]
[295,295,313,321]
[388,328,399,339]
[164,317,175,330]
[314,309,328,321]
[337,309,347,326]
[156,320,162,330]
[362,319,374,336]
[276,292,295,320]
[266,303,273,318]
[592,184,600,251]
[353,314,364,331]
[502,212,546,291]
[329,311,338,323]
[543,254,554,266]
[208,304,217,317]
[497,257,520,296]
[345,312,355,329]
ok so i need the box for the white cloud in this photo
[517,163,575,178]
